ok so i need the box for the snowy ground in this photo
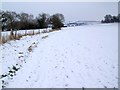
[0,23,118,88]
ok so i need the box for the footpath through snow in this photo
[0,23,118,88]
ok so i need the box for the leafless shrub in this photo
[16,33,23,40]
[2,35,7,44]
[42,30,48,33]
[49,29,59,32]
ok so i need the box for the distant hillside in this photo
[66,21,100,27]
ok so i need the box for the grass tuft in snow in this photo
[42,35,48,39]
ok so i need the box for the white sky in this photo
[1,2,118,22]
[1,0,119,2]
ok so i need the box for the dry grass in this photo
[1,32,23,44]
[1,31,29,44]
[2,35,7,44]
[0,39,1,44]
[1,29,59,44]
[49,29,59,32]
[41,30,48,33]
[0,34,1,42]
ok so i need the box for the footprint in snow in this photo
[100,46,103,48]
[19,52,23,54]
[77,61,81,64]
[55,76,58,79]
[65,84,69,87]
[55,66,57,68]
[66,75,69,78]
[77,43,81,46]
[29,76,31,79]
[71,70,74,73]
[112,66,115,69]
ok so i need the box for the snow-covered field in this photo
[0,23,118,88]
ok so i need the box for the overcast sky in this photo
[2,2,118,22]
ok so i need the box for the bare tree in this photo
[50,13,64,29]
[36,13,50,29]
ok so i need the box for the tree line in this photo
[0,10,65,31]
[101,14,120,23]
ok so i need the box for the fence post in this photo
[39,29,40,34]
[0,29,1,44]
